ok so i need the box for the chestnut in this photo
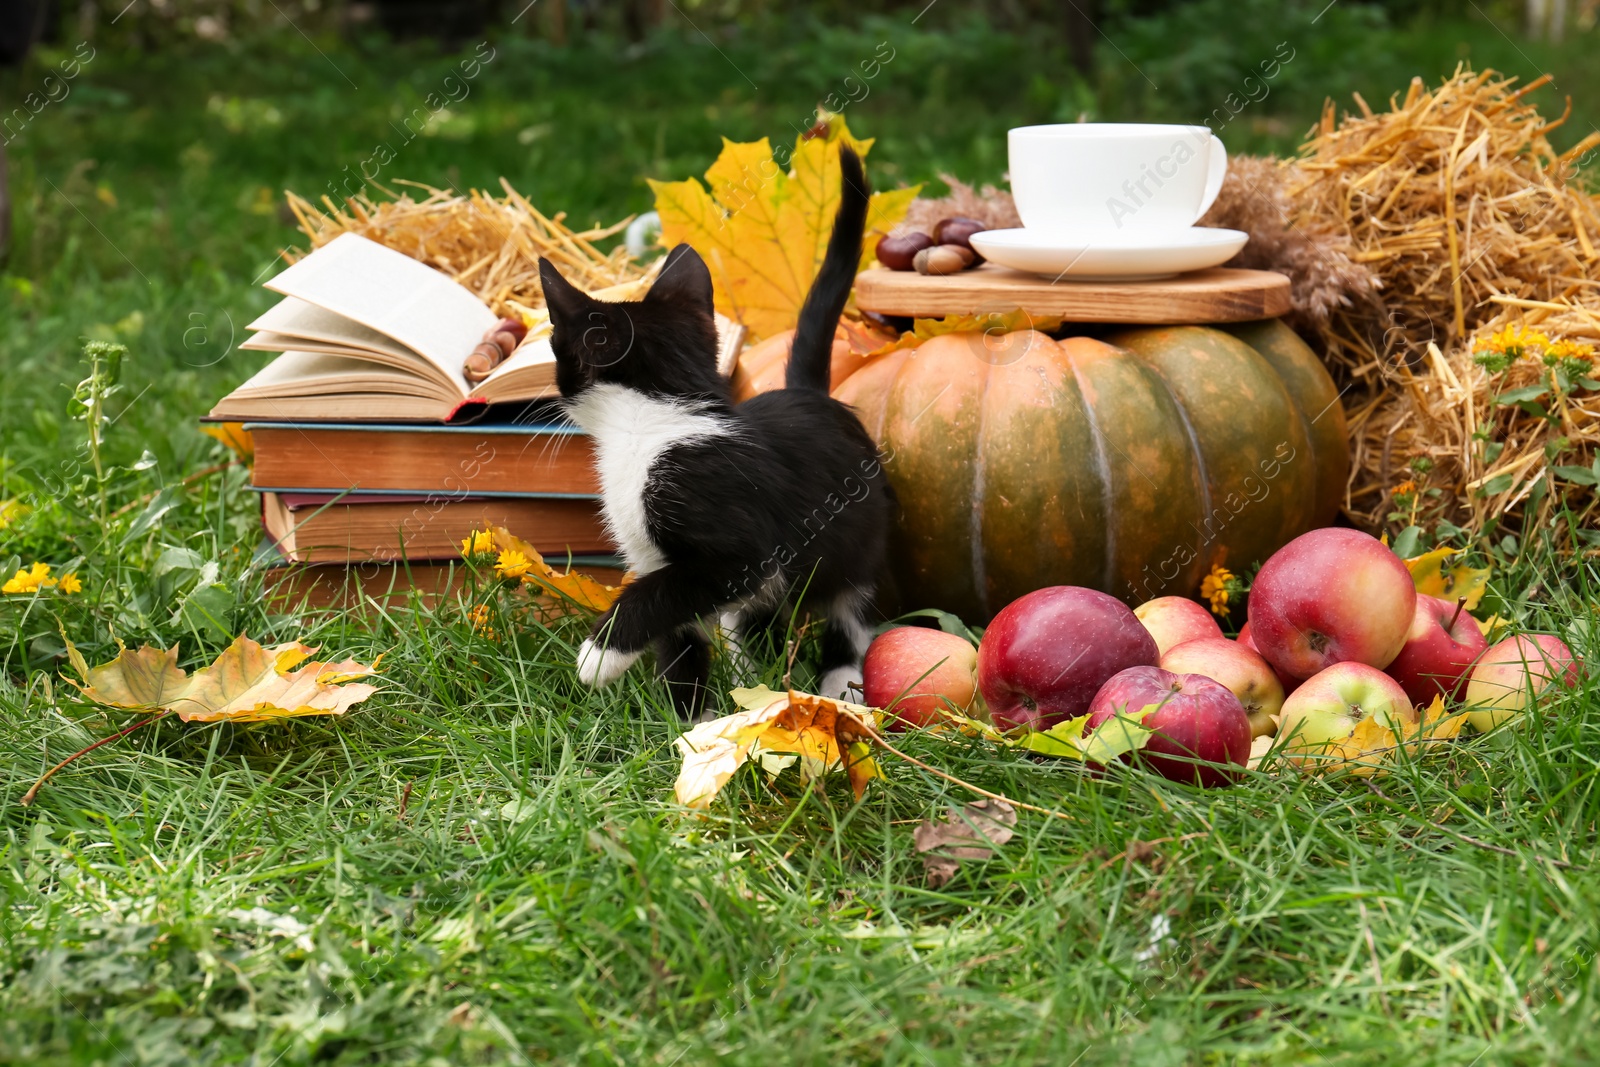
[876,231,935,271]
[933,216,987,261]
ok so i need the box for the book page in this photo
[264,233,497,395]
[471,337,557,402]
[241,326,457,394]
[243,329,416,364]
[248,298,428,364]
[226,352,453,402]
[209,352,456,421]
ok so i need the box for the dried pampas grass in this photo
[901,174,1022,235]
[283,180,648,320]
[1199,154,1379,335]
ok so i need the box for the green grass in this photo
[3,11,1600,1064]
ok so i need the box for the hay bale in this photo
[1281,65,1600,543]
[282,180,648,321]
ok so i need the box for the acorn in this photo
[464,341,503,383]
[489,330,520,358]
[913,244,976,276]
[876,231,935,271]
[493,317,529,344]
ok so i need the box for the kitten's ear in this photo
[645,244,714,315]
[539,257,592,329]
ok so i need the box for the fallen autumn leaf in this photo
[673,685,882,808]
[913,798,1017,888]
[68,635,381,723]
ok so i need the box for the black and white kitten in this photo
[537,146,894,716]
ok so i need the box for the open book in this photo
[209,233,747,423]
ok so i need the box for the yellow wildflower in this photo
[1392,479,1417,499]
[1547,338,1596,361]
[466,604,498,640]
[495,549,532,579]
[2,562,57,594]
[1476,324,1549,360]
[0,498,28,529]
[1200,564,1234,616]
[57,572,83,595]
[459,528,495,558]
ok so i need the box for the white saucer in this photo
[969,227,1248,281]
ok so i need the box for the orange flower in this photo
[1199,564,1235,616]
[466,604,498,640]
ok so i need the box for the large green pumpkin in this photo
[833,319,1347,622]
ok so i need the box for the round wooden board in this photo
[853,265,1292,324]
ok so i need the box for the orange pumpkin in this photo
[832,319,1347,622]
[730,319,893,402]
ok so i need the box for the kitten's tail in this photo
[786,144,869,392]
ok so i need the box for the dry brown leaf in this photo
[673,685,882,808]
[912,798,1017,888]
[68,636,381,723]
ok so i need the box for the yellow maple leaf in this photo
[649,112,919,342]
[1294,695,1467,776]
[489,526,629,613]
[67,635,381,723]
[864,308,1066,359]
[200,422,255,466]
[1474,614,1510,642]
[673,684,882,808]
[1404,546,1490,610]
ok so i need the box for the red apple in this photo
[1160,637,1284,738]
[1277,661,1417,763]
[862,626,979,730]
[1134,596,1224,656]
[1084,665,1251,787]
[977,586,1159,732]
[1238,620,1299,695]
[1249,528,1416,680]
[1465,634,1580,733]
[1383,594,1490,705]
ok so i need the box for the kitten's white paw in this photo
[576,638,643,687]
[819,665,864,703]
[719,612,759,682]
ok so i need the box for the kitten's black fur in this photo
[538,146,894,716]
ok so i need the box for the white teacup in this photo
[1008,123,1227,238]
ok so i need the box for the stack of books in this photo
[206,233,742,609]
[243,417,625,609]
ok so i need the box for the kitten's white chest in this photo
[567,384,730,575]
